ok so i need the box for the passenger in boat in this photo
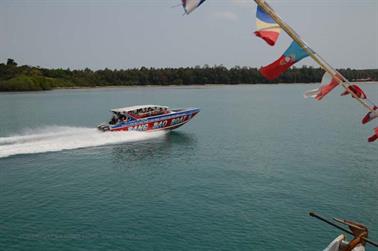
[109,114,118,125]
[120,115,128,122]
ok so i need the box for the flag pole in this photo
[254,0,374,112]
[309,212,378,248]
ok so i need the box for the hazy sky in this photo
[1,0,377,70]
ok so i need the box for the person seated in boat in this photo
[130,112,140,119]
[120,115,128,122]
[138,108,146,117]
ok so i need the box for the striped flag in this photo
[255,6,281,46]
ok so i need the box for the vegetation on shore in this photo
[1,59,377,91]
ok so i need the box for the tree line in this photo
[0,59,377,91]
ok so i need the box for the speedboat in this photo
[97,105,200,132]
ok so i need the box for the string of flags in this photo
[180,0,378,142]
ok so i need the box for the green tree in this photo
[6,58,17,66]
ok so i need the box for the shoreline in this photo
[2,61,377,92]
[2,82,377,93]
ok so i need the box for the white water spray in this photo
[0,126,167,158]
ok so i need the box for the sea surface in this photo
[0,84,377,251]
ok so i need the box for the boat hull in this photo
[98,108,199,132]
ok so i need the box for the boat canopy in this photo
[111,105,169,114]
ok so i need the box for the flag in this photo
[362,106,378,124]
[260,41,309,80]
[255,6,281,46]
[304,73,340,101]
[182,0,206,15]
[340,84,367,99]
[368,128,378,142]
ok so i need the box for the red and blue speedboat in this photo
[97,105,199,132]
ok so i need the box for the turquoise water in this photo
[0,85,377,250]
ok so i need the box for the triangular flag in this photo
[368,128,378,142]
[182,0,206,15]
[362,106,378,124]
[341,84,367,99]
[304,73,340,101]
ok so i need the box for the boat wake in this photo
[0,126,167,158]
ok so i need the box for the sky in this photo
[1,0,377,70]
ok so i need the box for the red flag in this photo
[255,31,280,46]
[260,41,309,80]
[315,77,339,101]
[362,106,378,124]
[304,73,340,101]
[341,84,367,99]
[260,55,295,80]
[368,128,378,142]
